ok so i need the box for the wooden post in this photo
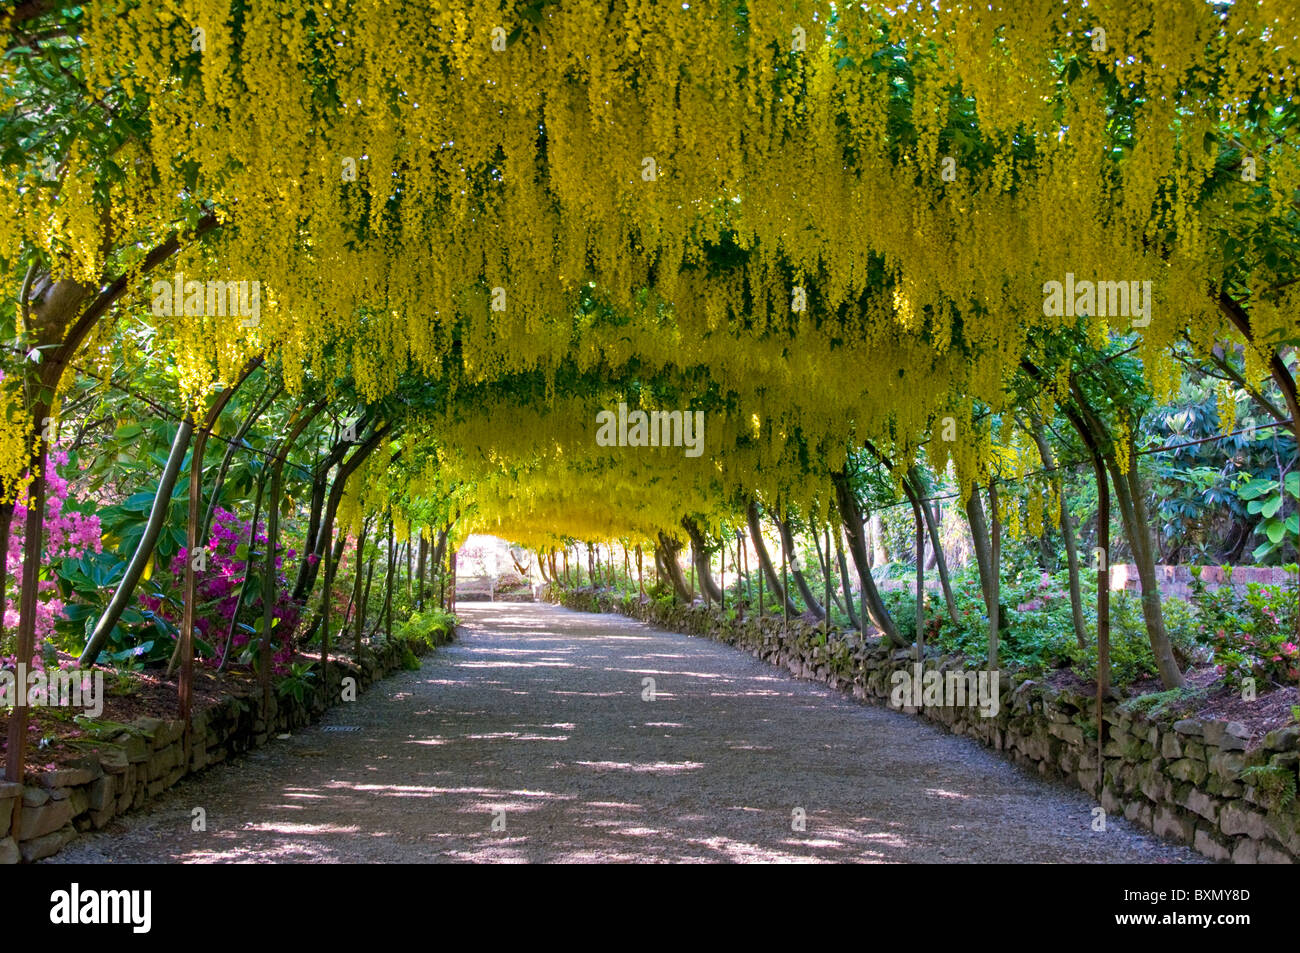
[989,483,1000,671]
[353,521,368,659]
[321,525,334,689]
[914,499,925,663]
[719,541,725,612]
[738,532,746,622]
[781,523,789,640]
[1093,459,1111,796]
[384,520,395,641]
[449,548,457,613]
[824,526,831,638]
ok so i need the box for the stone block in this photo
[19,823,76,862]
[17,797,73,840]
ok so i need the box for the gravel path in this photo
[49,603,1204,863]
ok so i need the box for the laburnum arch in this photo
[2,0,1298,786]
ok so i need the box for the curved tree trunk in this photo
[293,423,390,601]
[170,361,262,682]
[681,515,723,603]
[201,379,279,544]
[830,468,904,647]
[773,510,825,620]
[261,401,327,707]
[1107,451,1184,688]
[963,483,999,623]
[80,418,194,668]
[656,532,694,602]
[1066,381,1183,690]
[746,500,798,616]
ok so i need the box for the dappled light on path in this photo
[48,604,1202,864]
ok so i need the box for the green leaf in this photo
[1267,520,1286,544]
[122,491,157,512]
[1261,495,1283,519]
[1237,478,1274,501]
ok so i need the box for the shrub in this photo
[394,607,459,649]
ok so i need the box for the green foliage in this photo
[1119,685,1208,720]
[1189,567,1299,690]
[399,643,421,670]
[393,607,459,650]
[1239,765,1297,811]
[276,662,317,704]
[1235,472,1300,563]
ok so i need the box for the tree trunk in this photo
[5,435,49,788]
[746,500,798,615]
[830,468,904,647]
[171,361,261,679]
[1027,413,1088,648]
[1218,291,1300,450]
[0,501,13,650]
[812,528,846,615]
[773,511,825,619]
[201,380,279,544]
[293,422,389,601]
[908,468,958,625]
[656,532,694,602]
[358,530,376,653]
[1108,452,1184,688]
[261,402,326,709]
[834,529,860,630]
[81,418,194,668]
[869,513,887,565]
[963,482,1003,628]
[681,516,723,603]
[1066,383,1184,690]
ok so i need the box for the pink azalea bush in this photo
[3,449,103,671]
[138,507,301,673]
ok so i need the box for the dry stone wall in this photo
[0,629,454,865]
[550,586,1298,865]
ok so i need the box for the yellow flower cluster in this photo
[3,0,1295,541]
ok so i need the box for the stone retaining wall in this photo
[877,563,1295,601]
[550,586,1298,864]
[0,629,454,864]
